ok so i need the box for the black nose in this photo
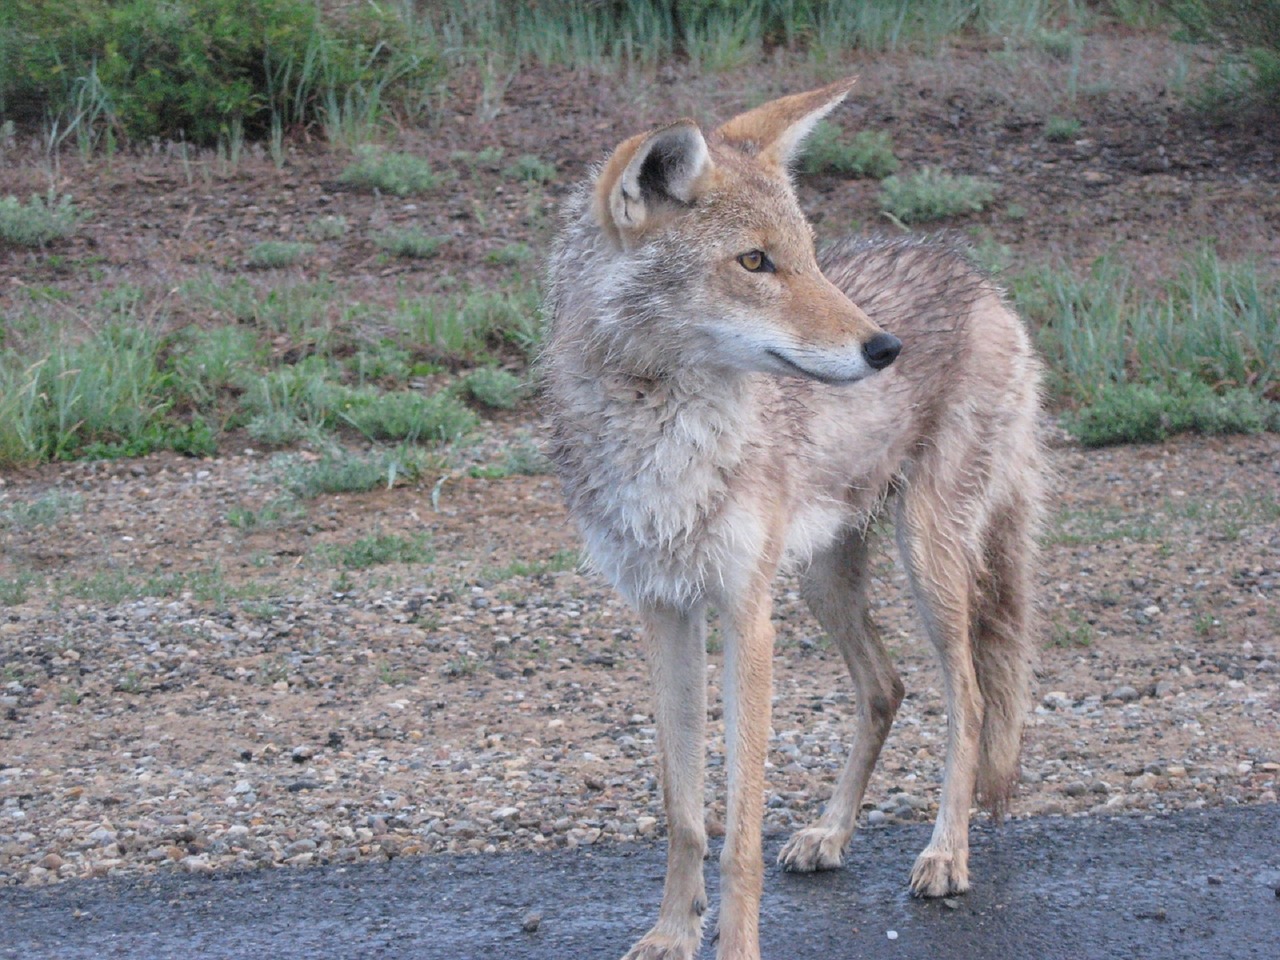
[863,332,901,370]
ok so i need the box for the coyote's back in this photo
[543,79,1044,960]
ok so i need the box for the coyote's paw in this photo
[777,826,847,873]
[621,927,700,960]
[909,847,970,898]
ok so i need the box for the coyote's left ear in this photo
[715,77,857,169]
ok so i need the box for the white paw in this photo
[777,826,848,873]
[909,847,970,898]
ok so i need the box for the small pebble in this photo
[522,912,542,933]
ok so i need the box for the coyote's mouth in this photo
[765,348,867,385]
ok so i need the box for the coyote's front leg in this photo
[623,603,709,960]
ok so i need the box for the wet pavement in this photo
[2,804,1277,959]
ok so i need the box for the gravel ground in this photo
[1,424,1277,886]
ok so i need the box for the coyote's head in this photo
[588,79,899,384]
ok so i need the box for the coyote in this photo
[543,79,1044,960]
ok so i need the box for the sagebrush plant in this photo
[0,192,82,247]
[371,227,449,259]
[247,241,313,269]
[502,154,557,184]
[0,0,443,145]
[800,123,899,178]
[1044,115,1082,142]
[339,146,443,195]
[879,167,996,223]
[461,367,528,409]
[280,447,434,498]
[306,215,348,241]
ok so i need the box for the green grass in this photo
[306,215,348,241]
[339,146,444,196]
[800,123,899,179]
[1,490,84,529]
[485,242,532,266]
[502,154,557,184]
[317,532,433,569]
[247,241,313,269]
[0,192,82,247]
[280,446,434,498]
[460,367,527,410]
[879,167,996,223]
[371,227,449,259]
[1013,246,1280,444]
[0,574,34,606]
[1044,115,1082,142]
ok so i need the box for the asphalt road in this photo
[3,805,1277,960]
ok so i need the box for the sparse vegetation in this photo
[371,228,449,259]
[461,367,527,410]
[1173,0,1280,117]
[0,192,82,247]
[502,154,557,184]
[801,123,899,178]
[247,241,313,269]
[280,447,434,498]
[1044,115,1082,142]
[879,167,996,223]
[338,146,444,196]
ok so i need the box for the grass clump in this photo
[371,227,449,259]
[502,154,557,184]
[337,388,478,443]
[281,447,433,498]
[247,241,313,269]
[879,167,995,223]
[461,367,527,410]
[800,123,899,179]
[0,575,34,606]
[1173,0,1280,118]
[1066,380,1278,447]
[485,242,532,266]
[306,215,348,241]
[1044,116,1082,142]
[1,490,83,529]
[339,146,443,196]
[322,532,433,569]
[0,192,82,247]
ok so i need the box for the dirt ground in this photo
[1,32,1278,887]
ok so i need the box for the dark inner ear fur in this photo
[638,141,693,207]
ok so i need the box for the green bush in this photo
[462,367,528,409]
[1044,116,1082,142]
[247,241,313,269]
[0,0,442,145]
[1068,380,1279,447]
[879,167,995,223]
[801,123,899,178]
[0,192,82,247]
[371,227,449,259]
[339,147,443,196]
[1173,0,1280,116]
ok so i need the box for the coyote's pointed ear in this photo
[593,120,712,247]
[715,77,856,169]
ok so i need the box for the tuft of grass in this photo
[337,388,479,443]
[1173,0,1280,118]
[306,215,348,241]
[0,192,83,247]
[319,532,433,569]
[1049,612,1095,648]
[246,241,313,269]
[386,284,541,362]
[1066,379,1278,447]
[801,123,899,179]
[226,495,305,530]
[1,489,83,529]
[0,575,34,606]
[1044,115,1082,142]
[1032,27,1084,61]
[371,227,449,259]
[502,153,557,184]
[280,447,434,498]
[460,367,527,410]
[338,146,443,196]
[879,167,995,223]
[485,242,532,266]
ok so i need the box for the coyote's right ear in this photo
[593,120,712,248]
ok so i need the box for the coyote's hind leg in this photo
[779,532,904,873]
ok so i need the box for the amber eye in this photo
[736,250,774,273]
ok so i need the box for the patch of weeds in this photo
[502,153,556,184]
[1,490,84,529]
[371,227,448,259]
[1066,379,1278,447]
[246,241,313,269]
[323,532,433,569]
[57,685,81,706]
[485,242,532,266]
[964,232,1013,277]
[1005,202,1027,221]
[0,192,83,247]
[452,146,505,171]
[879,168,996,224]
[1047,507,1159,546]
[306,215,348,241]
[171,325,264,410]
[116,670,144,694]
[800,123,899,179]
[350,341,412,385]
[485,549,579,581]
[244,601,284,620]
[281,446,433,498]
[337,388,478,443]
[1044,115,1082,142]
[255,656,289,687]
[226,495,305,530]
[339,146,443,196]
[461,367,527,410]
[1033,27,1084,61]
[1049,611,1094,648]
[0,574,34,606]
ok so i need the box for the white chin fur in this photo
[704,325,872,384]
